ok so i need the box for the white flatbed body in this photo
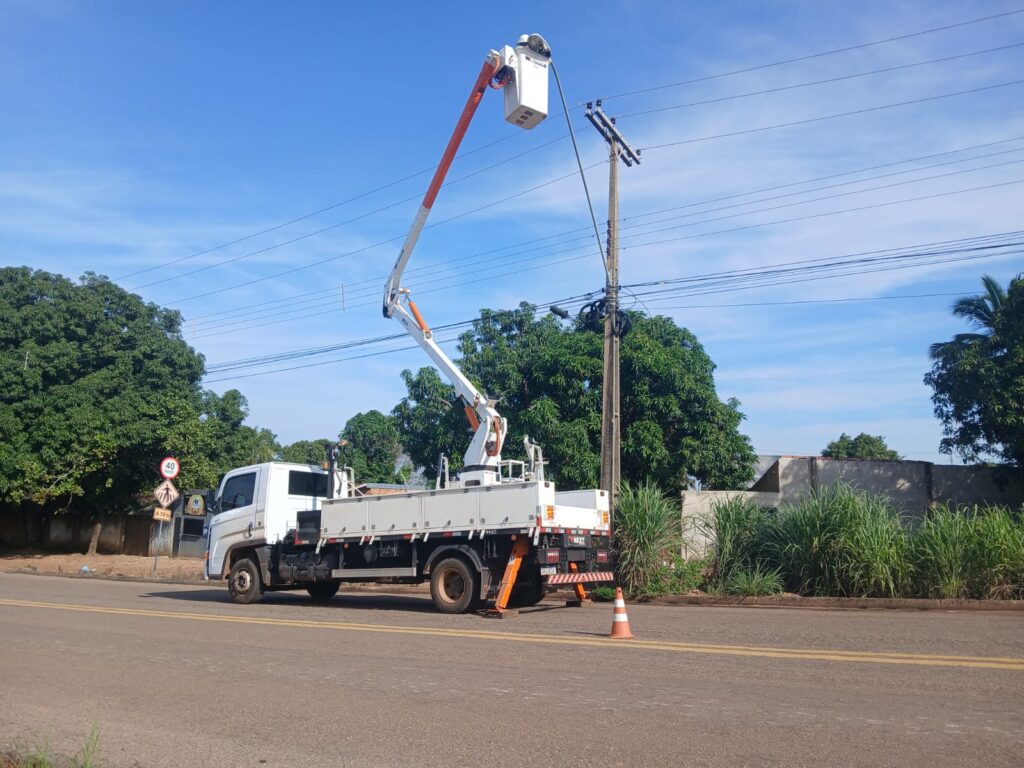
[319,481,610,543]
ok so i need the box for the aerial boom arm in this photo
[382,35,550,482]
[383,51,505,479]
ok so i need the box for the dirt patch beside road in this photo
[0,551,205,581]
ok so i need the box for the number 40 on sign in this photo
[159,456,180,480]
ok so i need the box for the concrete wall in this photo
[681,491,781,558]
[0,510,125,553]
[748,457,1024,516]
[932,465,1024,508]
[684,457,1024,556]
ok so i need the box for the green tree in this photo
[280,438,334,465]
[0,268,204,512]
[925,274,1024,466]
[339,410,404,483]
[391,368,469,480]
[392,304,755,492]
[822,433,901,460]
[166,389,279,491]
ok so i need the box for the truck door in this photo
[207,467,262,577]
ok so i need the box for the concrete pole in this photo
[600,139,621,515]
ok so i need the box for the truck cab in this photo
[205,462,328,582]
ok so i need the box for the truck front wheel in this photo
[430,557,479,614]
[228,557,264,604]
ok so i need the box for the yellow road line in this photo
[2,597,1022,670]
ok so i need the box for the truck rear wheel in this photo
[228,557,263,604]
[510,574,547,608]
[430,557,479,614]
[306,580,341,601]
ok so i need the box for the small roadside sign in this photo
[153,506,172,522]
[186,493,205,516]
[153,479,180,508]
[159,456,181,480]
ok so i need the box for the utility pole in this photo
[585,101,641,515]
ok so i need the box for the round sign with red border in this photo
[159,456,180,480]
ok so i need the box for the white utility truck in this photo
[205,33,615,613]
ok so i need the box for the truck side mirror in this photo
[205,490,220,514]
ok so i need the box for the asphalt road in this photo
[1,573,1022,768]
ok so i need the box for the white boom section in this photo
[382,35,550,487]
[391,292,504,486]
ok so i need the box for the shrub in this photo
[723,564,784,596]
[636,556,708,597]
[613,481,682,594]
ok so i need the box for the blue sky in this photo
[3,1,1023,463]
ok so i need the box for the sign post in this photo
[152,458,182,577]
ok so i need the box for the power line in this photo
[619,137,1024,225]
[204,292,600,379]
[617,41,1024,119]
[599,7,1024,102]
[623,232,1024,291]
[165,159,606,306]
[202,232,1021,376]
[619,178,1024,254]
[615,156,1024,241]
[112,8,1023,287]
[186,177,1024,339]
[551,59,608,278]
[181,140,1024,333]
[646,292,965,310]
[636,79,1024,151]
[203,242,1019,382]
[185,78,1024,309]
[128,133,574,291]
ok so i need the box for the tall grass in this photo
[703,485,1024,600]
[910,505,1024,599]
[614,481,682,594]
[769,484,908,597]
[701,495,775,591]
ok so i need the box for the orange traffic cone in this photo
[609,586,634,639]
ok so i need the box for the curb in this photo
[630,593,1024,612]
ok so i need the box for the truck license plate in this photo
[540,565,557,576]
[564,533,591,548]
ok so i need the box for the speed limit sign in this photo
[159,456,180,480]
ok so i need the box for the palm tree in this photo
[929,275,1008,359]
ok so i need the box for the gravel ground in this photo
[0,551,205,580]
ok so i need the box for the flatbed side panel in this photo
[421,490,477,532]
[476,483,548,528]
[368,493,422,534]
[555,489,609,513]
[322,498,371,537]
[551,504,609,533]
[321,482,557,538]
